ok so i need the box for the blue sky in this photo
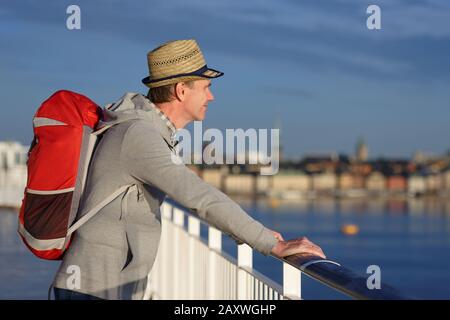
[1,0,449,159]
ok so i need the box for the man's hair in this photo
[147,81,195,103]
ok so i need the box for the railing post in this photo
[173,208,185,299]
[160,202,172,299]
[237,243,253,299]
[208,226,222,299]
[188,215,200,299]
[283,262,301,300]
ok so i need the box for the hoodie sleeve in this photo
[120,120,279,256]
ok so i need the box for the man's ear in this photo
[174,82,186,102]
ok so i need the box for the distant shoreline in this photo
[2,192,449,216]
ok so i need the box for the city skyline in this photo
[1,0,449,158]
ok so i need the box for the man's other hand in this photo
[270,236,326,259]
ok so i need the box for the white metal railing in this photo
[144,201,301,300]
[144,200,406,300]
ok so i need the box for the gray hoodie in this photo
[52,93,279,300]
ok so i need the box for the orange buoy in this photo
[269,198,280,208]
[341,224,359,236]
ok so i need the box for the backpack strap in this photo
[66,122,128,236]
[67,184,137,236]
[93,123,115,136]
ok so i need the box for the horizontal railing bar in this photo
[281,255,407,300]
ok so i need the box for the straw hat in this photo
[142,39,224,88]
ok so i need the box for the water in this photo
[0,209,59,299]
[233,196,450,300]
[1,196,450,299]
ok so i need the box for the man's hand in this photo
[270,236,326,259]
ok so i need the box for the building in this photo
[386,175,407,193]
[271,170,310,192]
[311,171,337,192]
[338,172,354,190]
[407,174,426,196]
[224,174,254,194]
[0,141,28,208]
[301,154,340,174]
[337,172,366,190]
[425,174,441,194]
[366,171,386,193]
[0,141,28,188]
[256,175,270,194]
[443,168,450,191]
[201,168,222,189]
[349,162,373,176]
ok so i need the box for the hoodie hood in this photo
[100,92,155,126]
[97,92,176,147]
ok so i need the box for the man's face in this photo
[183,79,214,121]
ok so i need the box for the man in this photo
[52,39,325,300]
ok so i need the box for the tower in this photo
[356,136,368,162]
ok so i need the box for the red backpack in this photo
[18,90,132,260]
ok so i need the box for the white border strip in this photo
[18,223,66,251]
[33,117,68,127]
[26,188,75,195]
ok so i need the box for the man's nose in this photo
[207,89,214,101]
